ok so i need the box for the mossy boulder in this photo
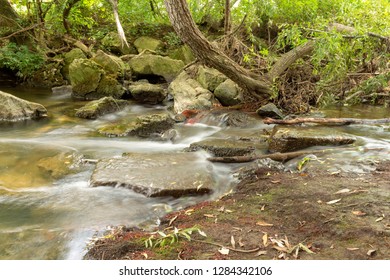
[69,58,103,98]
[168,71,215,114]
[91,50,127,77]
[69,59,125,100]
[129,54,184,82]
[75,97,128,119]
[62,48,87,81]
[0,90,47,122]
[214,79,243,106]
[128,82,167,104]
[196,66,227,92]
[168,45,195,64]
[101,31,136,55]
[133,36,164,53]
[98,112,175,138]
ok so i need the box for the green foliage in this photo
[163,32,182,48]
[0,43,45,78]
[145,226,206,248]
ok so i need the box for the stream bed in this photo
[1,87,390,259]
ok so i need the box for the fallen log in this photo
[207,147,383,163]
[263,117,390,125]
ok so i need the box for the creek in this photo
[0,87,390,259]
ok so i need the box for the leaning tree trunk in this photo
[164,0,315,102]
[164,0,272,101]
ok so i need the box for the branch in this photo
[0,23,41,40]
[263,117,390,125]
[266,40,315,81]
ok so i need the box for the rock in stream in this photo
[89,152,215,197]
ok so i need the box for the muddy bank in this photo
[85,160,390,260]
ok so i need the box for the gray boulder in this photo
[168,71,215,114]
[98,112,175,138]
[197,66,227,92]
[75,97,128,119]
[89,152,214,197]
[257,103,285,119]
[168,45,195,64]
[187,138,266,157]
[133,36,164,53]
[0,91,47,122]
[268,126,357,153]
[214,79,243,106]
[128,82,167,104]
[129,54,184,82]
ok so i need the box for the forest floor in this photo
[85,160,390,260]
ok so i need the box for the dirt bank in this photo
[85,160,390,260]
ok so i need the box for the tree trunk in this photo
[164,0,272,101]
[263,117,390,125]
[108,0,129,47]
[164,0,315,102]
[224,0,231,35]
[63,0,81,35]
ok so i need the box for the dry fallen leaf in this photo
[326,198,342,205]
[238,237,245,247]
[256,250,267,256]
[168,215,178,226]
[261,205,266,211]
[375,217,384,222]
[256,221,274,227]
[347,247,360,251]
[204,214,215,218]
[367,249,377,257]
[185,209,194,216]
[262,233,268,247]
[334,188,351,194]
[230,236,236,249]
[218,247,230,255]
[352,210,367,216]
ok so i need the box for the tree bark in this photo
[224,0,231,35]
[164,0,272,100]
[263,117,390,125]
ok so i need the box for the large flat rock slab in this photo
[268,126,357,153]
[90,152,215,197]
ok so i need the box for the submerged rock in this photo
[195,109,258,127]
[98,112,175,138]
[268,126,357,153]
[0,90,47,122]
[75,97,128,119]
[128,82,167,104]
[89,152,214,197]
[129,54,184,82]
[37,152,84,179]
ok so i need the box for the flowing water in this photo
[1,87,390,259]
